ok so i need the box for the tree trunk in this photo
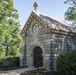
[5,45,8,56]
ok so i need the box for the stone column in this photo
[49,39,54,71]
[20,38,26,67]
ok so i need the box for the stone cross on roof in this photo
[33,2,39,10]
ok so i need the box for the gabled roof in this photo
[34,10,76,32]
[21,10,76,37]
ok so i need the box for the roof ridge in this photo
[33,10,71,27]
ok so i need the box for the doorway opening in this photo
[33,46,43,67]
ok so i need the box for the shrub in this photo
[57,50,76,75]
[0,56,20,67]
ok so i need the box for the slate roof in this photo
[33,10,76,33]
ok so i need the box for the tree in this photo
[57,50,76,75]
[0,0,22,56]
[64,0,76,26]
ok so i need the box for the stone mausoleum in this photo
[20,2,76,71]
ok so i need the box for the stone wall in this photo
[20,18,76,71]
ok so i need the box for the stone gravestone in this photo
[2,60,10,66]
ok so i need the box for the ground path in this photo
[0,67,34,75]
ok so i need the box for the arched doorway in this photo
[33,46,43,67]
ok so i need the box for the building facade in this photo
[20,2,76,71]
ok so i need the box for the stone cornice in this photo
[46,28,76,37]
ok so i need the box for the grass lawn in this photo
[0,66,28,71]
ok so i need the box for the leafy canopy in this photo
[0,0,22,57]
[64,0,76,26]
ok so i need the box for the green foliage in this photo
[0,56,25,70]
[0,0,22,58]
[64,0,76,26]
[4,56,20,67]
[0,56,20,67]
[57,50,76,75]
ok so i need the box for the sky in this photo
[13,0,69,29]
